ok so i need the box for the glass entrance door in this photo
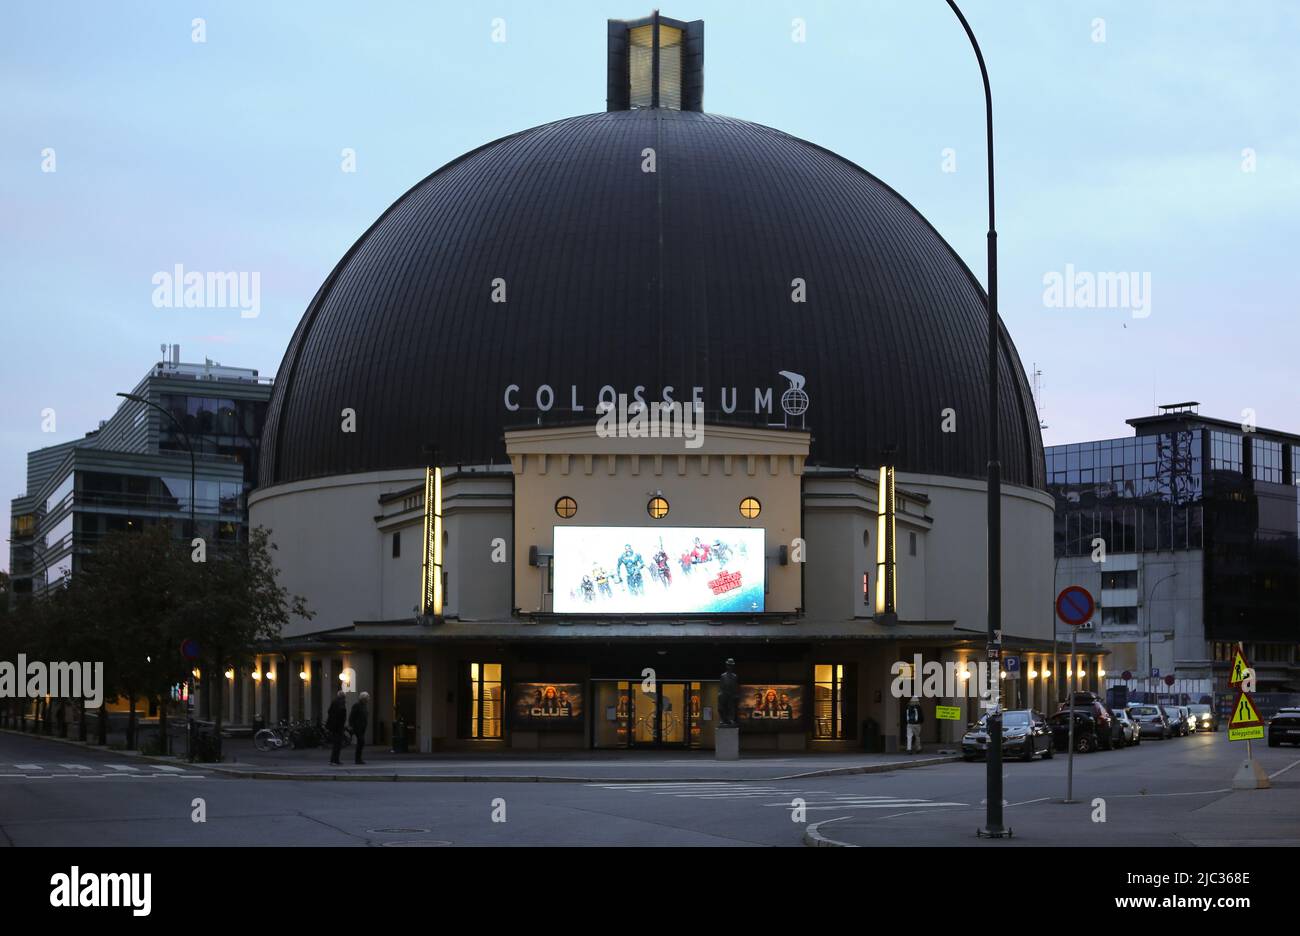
[631,681,689,747]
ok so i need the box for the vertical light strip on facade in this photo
[875,465,897,615]
[420,466,443,617]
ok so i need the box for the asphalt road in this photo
[1,730,1296,846]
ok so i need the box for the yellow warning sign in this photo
[1229,644,1251,687]
[936,705,961,721]
[1228,691,1263,741]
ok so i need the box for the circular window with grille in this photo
[739,497,761,519]
[554,496,577,519]
[647,496,669,519]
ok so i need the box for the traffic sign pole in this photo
[1226,649,1270,790]
[1055,586,1094,805]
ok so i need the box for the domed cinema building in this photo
[240,14,1077,754]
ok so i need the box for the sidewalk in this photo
[207,738,960,782]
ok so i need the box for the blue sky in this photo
[3,1,1298,567]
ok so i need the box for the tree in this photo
[179,527,311,760]
[72,525,188,749]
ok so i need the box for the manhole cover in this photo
[367,827,430,834]
[381,840,452,847]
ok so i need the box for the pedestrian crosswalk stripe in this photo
[15,764,42,770]
[105,764,139,771]
[152,765,186,772]
[59,764,92,771]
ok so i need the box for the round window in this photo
[554,496,577,519]
[739,497,761,519]
[647,496,669,519]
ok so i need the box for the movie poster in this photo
[512,682,584,730]
[737,684,805,731]
[553,526,765,614]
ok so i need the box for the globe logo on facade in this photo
[778,370,809,418]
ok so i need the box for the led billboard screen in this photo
[553,526,765,614]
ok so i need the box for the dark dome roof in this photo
[261,110,1044,489]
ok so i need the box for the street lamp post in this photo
[945,0,1005,840]
[116,392,196,541]
[1145,570,1179,698]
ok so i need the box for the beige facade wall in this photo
[507,424,809,615]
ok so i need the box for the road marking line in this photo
[15,764,43,770]
[152,765,186,773]
[105,764,139,772]
[59,764,93,771]
[1268,758,1300,780]
[1007,796,1050,807]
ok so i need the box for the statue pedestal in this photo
[715,726,740,761]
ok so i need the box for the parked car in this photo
[1111,708,1140,746]
[1048,710,1102,754]
[1057,700,1115,750]
[1177,705,1198,733]
[1127,704,1170,739]
[1267,707,1300,748]
[1162,704,1189,736]
[1187,703,1217,732]
[961,709,1055,761]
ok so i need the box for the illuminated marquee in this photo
[420,466,443,617]
[875,464,897,616]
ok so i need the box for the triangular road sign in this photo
[1229,690,1262,729]
[1229,644,1252,687]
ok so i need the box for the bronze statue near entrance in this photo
[718,658,738,727]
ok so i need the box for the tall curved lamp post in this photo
[116,392,196,540]
[944,0,1005,839]
[1146,571,1179,695]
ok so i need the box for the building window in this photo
[862,572,870,605]
[739,497,761,519]
[1210,431,1242,473]
[392,531,400,558]
[554,496,577,519]
[908,531,917,556]
[814,664,854,740]
[1252,438,1282,483]
[1101,570,1137,590]
[1101,606,1138,628]
[465,663,502,739]
[647,496,669,519]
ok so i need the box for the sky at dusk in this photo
[3,0,1298,570]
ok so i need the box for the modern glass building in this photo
[1047,402,1300,698]
[8,348,272,598]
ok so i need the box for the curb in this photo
[200,754,961,784]
[804,816,855,847]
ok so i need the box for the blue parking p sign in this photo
[1004,655,1020,674]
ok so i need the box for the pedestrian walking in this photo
[905,696,925,753]
[326,689,348,765]
[349,691,370,765]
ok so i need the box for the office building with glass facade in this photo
[1048,403,1300,699]
[8,351,271,599]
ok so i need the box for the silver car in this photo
[1111,708,1141,746]
[1127,704,1170,739]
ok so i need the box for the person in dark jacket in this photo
[326,690,348,765]
[349,692,370,765]
[905,697,925,753]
